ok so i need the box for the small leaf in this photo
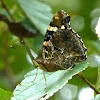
[0,88,13,100]
[18,0,53,35]
[12,61,89,100]
[93,94,100,100]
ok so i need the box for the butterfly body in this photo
[36,10,87,72]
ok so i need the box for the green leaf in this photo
[92,41,100,53]
[93,94,100,100]
[18,0,53,35]
[12,61,89,100]
[21,17,38,33]
[0,88,13,100]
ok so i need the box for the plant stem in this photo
[95,66,100,90]
[77,72,100,94]
[1,0,16,22]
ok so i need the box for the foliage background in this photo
[0,0,100,100]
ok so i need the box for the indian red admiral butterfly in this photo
[36,10,87,72]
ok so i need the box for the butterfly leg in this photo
[33,68,38,82]
[43,71,47,89]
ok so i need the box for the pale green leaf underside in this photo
[12,61,89,100]
[93,94,100,100]
[0,88,13,100]
[18,0,53,35]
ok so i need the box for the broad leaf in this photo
[18,0,53,35]
[12,61,89,100]
[0,88,13,100]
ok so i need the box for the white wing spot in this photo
[61,25,65,29]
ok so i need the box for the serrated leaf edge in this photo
[42,65,88,100]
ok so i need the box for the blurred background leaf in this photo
[18,0,53,35]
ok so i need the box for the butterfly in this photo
[36,10,87,72]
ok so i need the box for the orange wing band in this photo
[45,41,49,47]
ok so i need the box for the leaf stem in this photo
[77,72,100,94]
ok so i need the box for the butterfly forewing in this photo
[36,10,87,72]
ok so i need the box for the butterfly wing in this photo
[36,10,87,72]
[44,10,71,42]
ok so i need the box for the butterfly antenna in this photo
[10,45,26,54]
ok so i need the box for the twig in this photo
[77,72,100,94]
[0,14,39,38]
[1,0,16,22]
